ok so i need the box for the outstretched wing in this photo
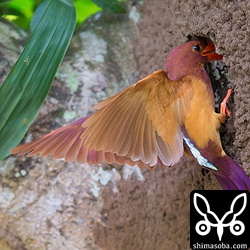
[12,70,190,168]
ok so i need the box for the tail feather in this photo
[212,156,250,191]
[182,131,250,191]
[214,176,238,190]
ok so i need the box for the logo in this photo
[194,193,246,241]
[190,191,249,250]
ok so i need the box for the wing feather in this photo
[30,129,76,157]
[12,70,189,168]
[65,133,83,162]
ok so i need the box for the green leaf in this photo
[2,0,35,29]
[0,0,12,4]
[74,0,101,26]
[91,0,126,14]
[30,0,48,33]
[0,0,76,160]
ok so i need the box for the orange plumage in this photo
[11,40,250,190]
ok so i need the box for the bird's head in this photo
[165,40,223,81]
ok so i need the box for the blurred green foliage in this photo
[0,0,126,30]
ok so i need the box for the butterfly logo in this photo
[193,193,247,241]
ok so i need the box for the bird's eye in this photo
[193,44,200,52]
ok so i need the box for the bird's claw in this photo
[220,88,232,117]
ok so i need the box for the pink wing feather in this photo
[12,70,185,168]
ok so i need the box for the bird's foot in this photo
[220,88,232,117]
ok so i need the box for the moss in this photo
[84,60,96,70]
[56,64,79,94]
[63,110,77,122]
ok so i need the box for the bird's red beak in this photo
[201,43,223,61]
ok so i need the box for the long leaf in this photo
[0,0,76,160]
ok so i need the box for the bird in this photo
[11,40,250,191]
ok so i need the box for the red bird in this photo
[11,40,250,190]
